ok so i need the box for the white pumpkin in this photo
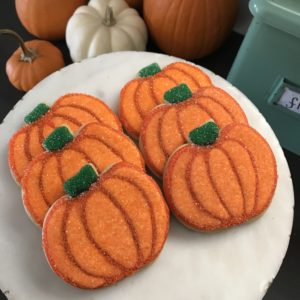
[66,0,147,62]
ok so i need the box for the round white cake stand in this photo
[0,51,294,300]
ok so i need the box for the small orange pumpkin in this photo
[163,122,277,231]
[0,29,65,92]
[143,0,239,59]
[42,162,169,288]
[15,0,87,40]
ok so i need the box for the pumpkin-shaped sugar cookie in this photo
[119,62,212,138]
[9,93,121,183]
[140,84,248,177]
[163,121,277,231]
[43,163,169,289]
[22,123,144,226]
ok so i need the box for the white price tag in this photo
[277,87,300,114]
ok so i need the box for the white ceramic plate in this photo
[0,52,294,300]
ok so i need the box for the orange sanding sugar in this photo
[42,162,169,289]
[163,123,277,231]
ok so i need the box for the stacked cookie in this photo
[8,61,277,289]
[8,93,169,288]
[120,62,277,231]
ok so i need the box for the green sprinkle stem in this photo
[138,63,161,78]
[164,84,192,104]
[188,121,220,146]
[43,126,74,152]
[64,164,98,198]
[24,103,50,124]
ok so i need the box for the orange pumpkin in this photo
[140,85,248,177]
[119,62,212,138]
[15,0,87,40]
[8,93,121,184]
[0,29,64,91]
[42,162,169,288]
[163,122,277,231]
[143,0,239,59]
[22,123,144,226]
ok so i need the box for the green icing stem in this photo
[189,121,220,146]
[138,63,161,78]
[43,126,74,152]
[24,103,50,124]
[64,164,98,198]
[164,84,192,104]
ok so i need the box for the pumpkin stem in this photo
[43,126,74,152]
[24,103,50,124]
[0,29,37,63]
[164,84,193,104]
[188,121,220,146]
[103,6,116,26]
[64,164,99,198]
[139,63,161,77]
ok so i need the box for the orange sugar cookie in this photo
[140,84,248,178]
[119,62,212,139]
[8,93,122,184]
[163,121,277,231]
[42,162,169,289]
[22,123,144,226]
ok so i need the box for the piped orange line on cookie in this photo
[105,175,157,261]
[9,93,122,184]
[163,63,203,91]
[197,87,248,123]
[42,162,169,289]
[43,200,107,289]
[186,151,231,220]
[62,202,117,279]
[163,123,277,231]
